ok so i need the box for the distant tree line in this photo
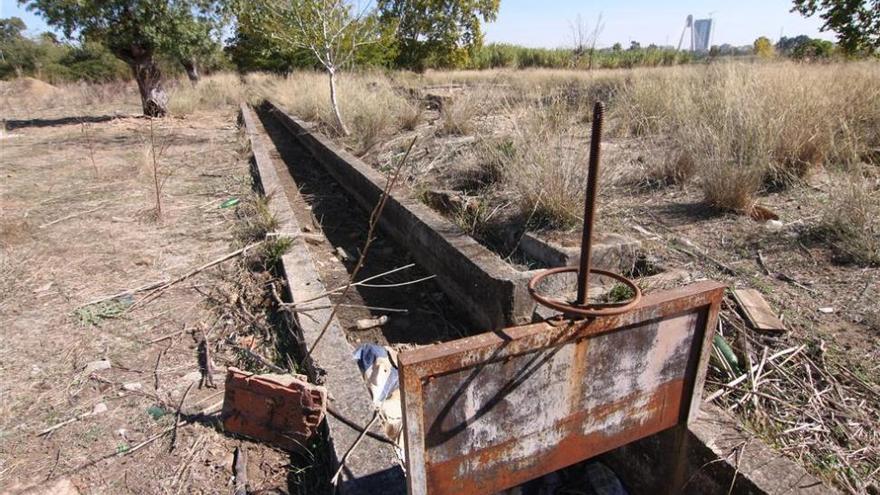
[4,0,876,117]
[0,17,130,82]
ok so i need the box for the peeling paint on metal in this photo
[399,281,725,495]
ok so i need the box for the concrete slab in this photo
[519,231,641,270]
[241,104,405,495]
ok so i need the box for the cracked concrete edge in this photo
[240,104,406,495]
[263,100,536,331]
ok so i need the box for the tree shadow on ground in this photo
[4,114,138,130]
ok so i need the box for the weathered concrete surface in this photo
[520,231,641,270]
[601,403,835,494]
[241,104,405,494]
[264,100,535,331]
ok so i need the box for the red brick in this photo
[222,367,327,451]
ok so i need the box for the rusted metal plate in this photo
[399,281,724,495]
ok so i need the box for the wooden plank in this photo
[732,288,786,333]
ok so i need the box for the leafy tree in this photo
[0,17,47,77]
[247,0,386,135]
[60,40,130,81]
[226,25,314,73]
[776,34,812,55]
[377,0,500,70]
[22,1,227,116]
[0,16,27,42]
[791,0,879,54]
[753,36,775,58]
[792,38,835,59]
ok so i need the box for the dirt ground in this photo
[0,100,293,493]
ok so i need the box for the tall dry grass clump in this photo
[438,93,481,136]
[612,62,880,212]
[268,71,414,155]
[168,73,246,115]
[471,97,624,230]
[817,168,880,266]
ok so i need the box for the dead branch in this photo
[330,411,380,488]
[198,328,216,389]
[305,137,417,360]
[233,446,248,495]
[327,406,396,446]
[170,382,195,451]
[130,242,264,310]
[39,202,108,229]
[229,343,286,374]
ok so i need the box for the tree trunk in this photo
[130,47,168,118]
[181,58,199,86]
[327,69,349,136]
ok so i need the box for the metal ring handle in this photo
[528,267,642,317]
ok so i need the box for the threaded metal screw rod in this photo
[576,101,604,305]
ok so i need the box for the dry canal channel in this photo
[242,103,833,495]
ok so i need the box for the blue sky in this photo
[2,0,833,48]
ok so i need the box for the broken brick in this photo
[222,367,327,451]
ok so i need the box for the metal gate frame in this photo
[399,281,724,495]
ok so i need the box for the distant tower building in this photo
[678,15,714,52]
[693,18,713,52]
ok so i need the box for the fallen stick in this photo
[284,263,417,307]
[704,345,805,403]
[170,382,195,451]
[130,242,263,310]
[77,279,170,310]
[330,411,380,487]
[58,420,186,479]
[229,344,285,374]
[154,339,172,391]
[672,241,738,276]
[327,406,396,446]
[146,327,186,345]
[285,303,408,314]
[37,404,105,437]
[39,202,107,229]
[170,436,205,489]
[233,446,248,495]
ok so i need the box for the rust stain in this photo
[568,338,589,413]
[426,381,684,495]
[399,281,725,495]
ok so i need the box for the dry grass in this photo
[266,71,415,155]
[167,73,247,115]
[254,61,880,235]
[612,62,880,211]
[0,78,138,119]
[818,168,880,266]
[438,94,480,136]
[469,98,592,229]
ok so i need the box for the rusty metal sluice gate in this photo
[397,102,724,494]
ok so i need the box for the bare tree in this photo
[569,13,604,70]
[259,0,384,136]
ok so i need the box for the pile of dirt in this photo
[0,77,59,98]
